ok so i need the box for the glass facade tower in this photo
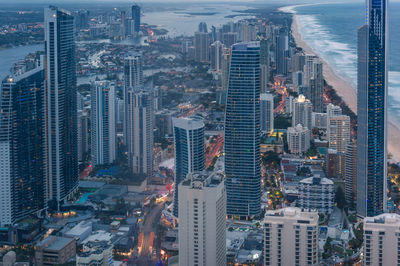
[357,0,388,217]
[225,42,261,219]
[0,55,46,226]
[44,7,78,210]
[172,117,205,217]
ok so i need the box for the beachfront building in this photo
[264,208,319,266]
[309,60,324,113]
[225,42,261,219]
[357,0,388,217]
[172,116,205,217]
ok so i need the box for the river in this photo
[0,44,43,79]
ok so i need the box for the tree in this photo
[335,186,346,210]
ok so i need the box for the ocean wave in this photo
[296,11,400,122]
[296,14,358,86]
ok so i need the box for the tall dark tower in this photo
[224,42,261,220]
[0,55,46,226]
[132,4,141,34]
[44,6,78,210]
[357,0,388,217]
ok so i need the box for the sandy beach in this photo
[289,11,400,162]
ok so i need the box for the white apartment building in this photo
[298,175,334,214]
[264,207,319,266]
[363,213,400,266]
[178,171,226,266]
[287,124,311,155]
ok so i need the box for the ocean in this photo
[291,2,400,124]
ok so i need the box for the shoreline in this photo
[287,7,400,162]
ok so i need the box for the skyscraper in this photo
[292,94,313,130]
[194,32,210,63]
[0,55,46,226]
[275,27,289,76]
[309,60,324,112]
[172,116,205,217]
[260,39,270,92]
[225,42,261,219]
[44,6,78,210]
[124,51,143,152]
[345,141,357,206]
[91,81,116,166]
[260,93,274,133]
[77,110,89,162]
[327,115,350,153]
[357,0,388,217]
[178,171,226,266]
[126,90,154,178]
[198,21,208,33]
[131,4,141,34]
[221,47,231,91]
[210,41,223,71]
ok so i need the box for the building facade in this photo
[298,176,334,214]
[327,115,350,153]
[260,93,274,133]
[357,0,388,217]
[287,124,310,155]
[172,117,205,217]
[363,213,400,266]
[91,81,116,166]
[225,42,261,219]
[292,94,313,130]
[125,90,154,178]
[44,6,78,210]
[194,32,210,63]
[178,171,226,266]
[0,55,46,226]
[131,4,141,34]
[345,141,357,206]
[264,208,319,266]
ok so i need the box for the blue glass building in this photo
[0,55,46,226]
[225,42,261,219]
[45,7,78,210]
[132,4,141,34]
[357,0,388,217]
[172,117,205,217]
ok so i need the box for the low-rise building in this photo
[76,240,113,266]
[35,236,76,266]
[298,175,334,214]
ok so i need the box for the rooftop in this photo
[364,213,400,225]
[38,236,75,251]
[181,171,224,188]
[265,207,318,220]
